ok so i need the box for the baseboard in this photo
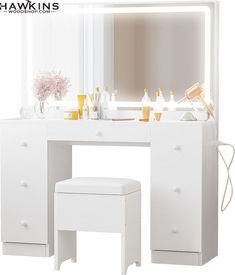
[151,250,203,266]
[2,242,51,257]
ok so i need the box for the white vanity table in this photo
[1,119,218,265]
[0,0,220,267]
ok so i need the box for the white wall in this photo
[0,1,235,275]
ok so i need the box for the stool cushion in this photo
[55,177,140,195]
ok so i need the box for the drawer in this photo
[150,123,203,252]
[1,185,48,244]
[1,123,47,192]
[1,123,47,164]
[1,123,48,244]
[47,120,150,143]
[151,180,201,252]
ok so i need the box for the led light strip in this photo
[62,5,210,14]
[26,15,34,107]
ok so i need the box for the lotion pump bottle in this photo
[141,88,151,120]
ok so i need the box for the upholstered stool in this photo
[54,177,141,275]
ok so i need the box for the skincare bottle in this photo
[168,90,176,111]
[154,91,163,121]
[141,88,151,121]
[100,86,110,119]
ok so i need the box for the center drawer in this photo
[47,121,150,143]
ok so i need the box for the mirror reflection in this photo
[113,12,205,101]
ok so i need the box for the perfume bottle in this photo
[168,90,176,111]
[158,88,165,103]
[100,86,110,119]
[141,88,151,120]
[154,91,163,121]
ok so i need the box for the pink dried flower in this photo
[53,72,70,100]
[33,71,70,101]
[33,72,54,101]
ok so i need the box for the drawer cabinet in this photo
[151,124,202,252]
[1,123,47,244]
[150,122,218,265]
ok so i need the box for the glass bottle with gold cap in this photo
[158,88,165,103]
[154,91,163,121]
[141,88,151,121]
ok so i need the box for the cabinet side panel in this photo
[201,122,218,263]
[48,142,72,256]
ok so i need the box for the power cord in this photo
[185,99,234,211]
[217,142,235,211]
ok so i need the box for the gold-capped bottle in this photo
[154,91,163,121]
[141,88,151,121]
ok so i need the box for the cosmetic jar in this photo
[64,109,79,120]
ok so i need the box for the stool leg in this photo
[121,233,128,275]
[121,191,141,275]
[54,230,77,270]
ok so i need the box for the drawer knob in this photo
[20,220,28,227]
[20,141,28,147]
[172,186,181,193]
[172,228,179,234]
[96,131,103,137]
[20,181,28,188]
[172,145,181,151]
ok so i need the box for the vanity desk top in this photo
[1,119,216,144]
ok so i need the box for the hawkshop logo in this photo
[0,0,59,13]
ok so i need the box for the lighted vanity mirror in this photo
[22,2,217,111]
